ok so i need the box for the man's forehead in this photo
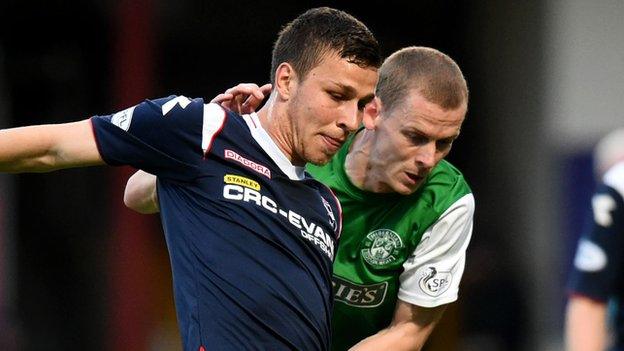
[313,57,377,96]
[398,91,465,119]
[401,111,464,129]
[391,101,464,135]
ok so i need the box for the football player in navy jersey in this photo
[0,7,381,351]
[566,128,624,351]
[127,47,473,351]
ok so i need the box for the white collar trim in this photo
[242,112,305,180]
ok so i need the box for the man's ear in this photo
[274,63,297,101]
[362,97,381,130]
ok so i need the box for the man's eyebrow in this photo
[360,93,375,104]
[328,82,357,96]
[330,82,376,102]
[404,127,460,140]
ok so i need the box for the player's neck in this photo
[256,101,303,166]
[345,129,387,192]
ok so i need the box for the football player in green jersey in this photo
[124,46,473,351]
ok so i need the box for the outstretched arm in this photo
[0,119,103,173]
[124,170,159,214]
[350,301,446,351]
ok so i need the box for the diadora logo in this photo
[361,229,403,267]
[332,275,388,308]
[111,106,136,131]
[224,149,271,178]
[418,267,452,297]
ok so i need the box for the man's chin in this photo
[307,157,331,166]
[305,151,334,166]
[394,182,422,196]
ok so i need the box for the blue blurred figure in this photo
[566,129,624,351]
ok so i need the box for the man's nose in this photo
[416,141,437,169]
[336,103,361,133]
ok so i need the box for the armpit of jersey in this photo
[573,239,608,272]
[398,193,474,307]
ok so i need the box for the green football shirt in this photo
[307,134,474,351]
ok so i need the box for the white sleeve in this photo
[397,193,474,307]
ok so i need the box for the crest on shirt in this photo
[418,267,452,297]
[321,197,337,232]
[361,229,403,266]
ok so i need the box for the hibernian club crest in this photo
[361,229,403,266]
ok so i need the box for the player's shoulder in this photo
[127,95,210,123]
[603,161,624,199]
[142,95,235,120]
[424,160,471,196]
[154,95,251,134]
[143,95,204,111]
[305,159,335,182]
[305,174,336,199]
[399,160,473,225]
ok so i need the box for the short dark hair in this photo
[376,47,469,112]
[270,7,382,83]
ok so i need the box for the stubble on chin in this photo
[303,147,334,166]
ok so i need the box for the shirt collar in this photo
[242,112,305,180]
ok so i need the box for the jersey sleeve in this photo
[90,95,222,181]
[567,166,624,301]
[397,193,475,307]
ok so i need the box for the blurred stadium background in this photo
[0,0,622,350]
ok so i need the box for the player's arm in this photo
[355,193,475,350]
[0,119,103,173]
[564,294,607,351]
[350,302,446,351]
[564,175,624,351]
[124,170,159,214]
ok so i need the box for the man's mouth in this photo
[321,135,344,151]
[405,172,424,183]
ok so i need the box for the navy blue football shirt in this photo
[91,96,342,351]
[568,162,624,350]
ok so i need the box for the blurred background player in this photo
[566,128,624,351]
[0,7,381,350]
[125,46,473,351]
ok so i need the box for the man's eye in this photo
[409,134,428,145]
[436,139,454,151]
[329,92,345,100]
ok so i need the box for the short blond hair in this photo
[376,46,468,112]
